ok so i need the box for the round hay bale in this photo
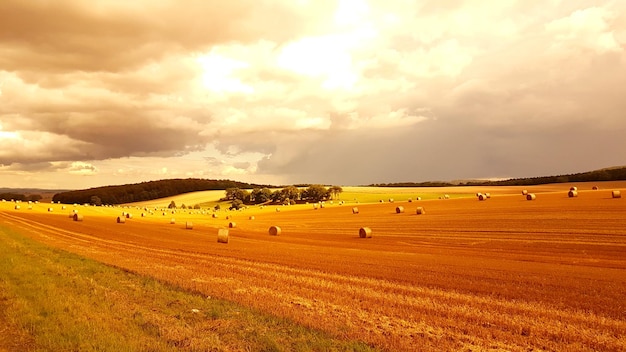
[217,228,229,244]
[62,206,66,210]
[313,204,318,210]
[226,215,231,220]
[48,208,54,212]
[229,222,236,228]
[141,213,146,217]
[352,207,359,214]
[568,190,578,198]
[320,203,325,208]
[126,213,133,219]
[592,186,599,190]
[379,199,383,203]
[73,214,83,222]
[416,207,425,215]
[476,193,482,197]
[444,194,450,199]
[170,218,176,224]
[408,198,412,202]
[485,193,491,199]
[416,197,421,201]
[276,208,281,212]
[185,221,193,229]
[612,190,621,199]
[478,194,487,201]
[359,227,372,238]
[117,216,126,223]
[522,190,528,195]
[269,226,281,236]
[14,205,20,210]
[395,206,405,213]
[212,213,218,218]
[570,186,578,191]
[526,193,536,201]
[249,216,255,220]
[389,198,394,203]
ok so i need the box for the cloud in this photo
[1,0,625,189]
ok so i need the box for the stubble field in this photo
[1,182,625,351]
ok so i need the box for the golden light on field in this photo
[2,182,625,350]
[1,1,625,188]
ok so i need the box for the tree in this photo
[250,187,272,204]
[168,200,176,209]
[303,185,327,202]
[90,195,102,206]
[230,199,243,210]
[280,186,300,202]
[27,194,42,202]
[327,185,343,200]
[225,188,249,202]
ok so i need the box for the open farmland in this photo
[1,182,625,351]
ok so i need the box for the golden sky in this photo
[1,0,625,189]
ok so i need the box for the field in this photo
[1,182,625,351]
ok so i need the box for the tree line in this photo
[370,167,626,187]
[51,178,270,205]
[224,185,343,210]
[0,193,42,202]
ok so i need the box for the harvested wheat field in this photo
[1,181,625,351]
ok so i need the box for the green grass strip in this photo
[0,224,376,352]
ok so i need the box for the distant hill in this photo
[51,178,272,205]
[369,166,626,187]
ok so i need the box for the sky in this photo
[1,0,625,190]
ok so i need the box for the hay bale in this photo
[568,190,578,198]
[170,218,176,224]
[612,190,621,199]
[212,213,218,218]
[395,206,405,213]
[269,226,281,236]
[478,194,487,201]
[359,227,372,238]
[444,194,450,199]
[592,186,599,190]
[229,222,236,228]
[408,198,412,202]
[14,205,20,210]
[186,221,193,229]
[526,193,536,200]
[126,213,133,219]
[522,190,528,195]
[570,186,578,191]
[48,208,54,212]
[276,208,281,212]
[117,216,126,223]
[416,197,422,201]
[73,214,83,222]
[352,207,359,214]
[416,207,425,215]
[485,193,491,199]
[141,213,146,217]
[313,204,318,210]
[249,216,255,220]
[389,198,394,203]
[217,228,229,243]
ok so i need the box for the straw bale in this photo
[217,228,229,244]
[269,226,281,236]
[359,227,372,238]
